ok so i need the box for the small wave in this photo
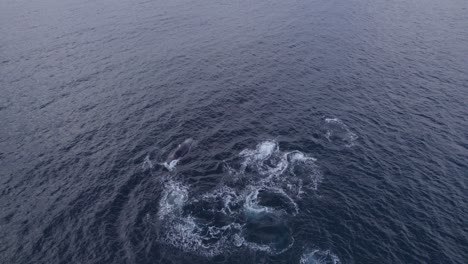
[323,117,358,147]
[300,249,341,264]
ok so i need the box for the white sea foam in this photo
[300,249,341,264]
[163,159,179,171]
[243,187,274,215]
[160,214,243,257]
[233,234,278,254]
[229,140,322,196]
[243,186,298,216]
[324,117,340,123]
[156,140,324,257]
[288,150,317,163]
[198,185,242,215]
[157,181,244,257]
[223,162,238,176]
[323,117,358,147]
[142,155,153,170]
[240,140,278,163]
[234,226,295,255]
[239,140,279,174]
[157,180,188,219]
[164,182,298,256]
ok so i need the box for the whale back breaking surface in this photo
[166,138,194,162]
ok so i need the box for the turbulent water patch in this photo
[156,180,241,257]
[300,249,341,264]
[154,140,325,257]
[226,140,322,195]
[157,180,188,219]
[322,118,358,147]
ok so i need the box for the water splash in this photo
[227,140,322,196]
[162,159,179,171]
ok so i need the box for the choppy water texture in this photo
[1,0,467,263]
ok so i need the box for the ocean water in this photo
[1,0,467,263]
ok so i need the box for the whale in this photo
[163,138,194,171]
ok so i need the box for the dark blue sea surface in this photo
[1,0,467,263]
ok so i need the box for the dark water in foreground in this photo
[1,0,467,263]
